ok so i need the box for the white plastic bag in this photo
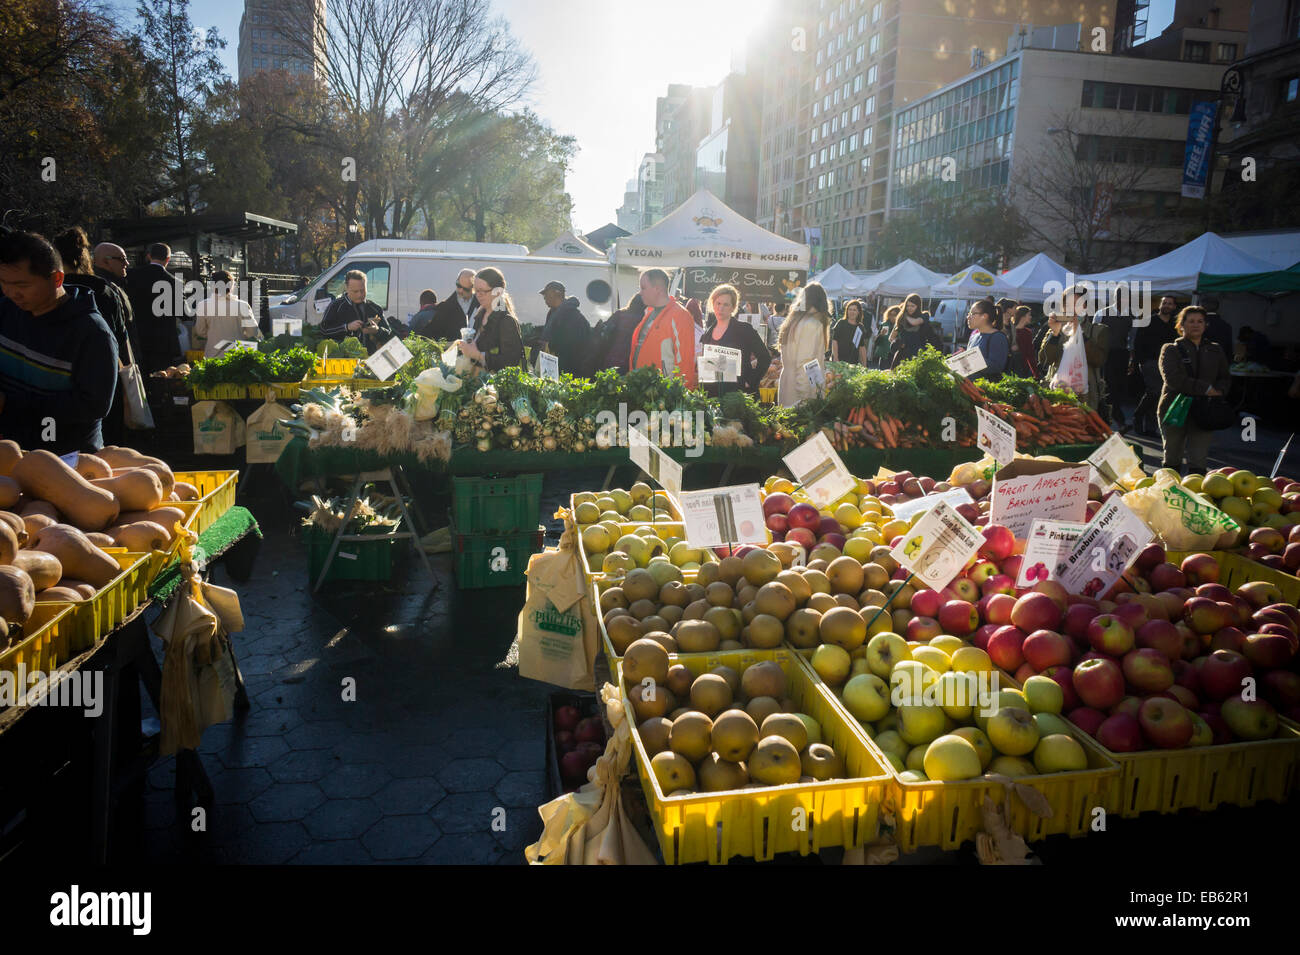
[1051,324,1088,397]
[1123,472,1240,551]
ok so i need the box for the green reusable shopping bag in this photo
[1162,393,1191,427]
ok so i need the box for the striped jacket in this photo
[0,285,119,453]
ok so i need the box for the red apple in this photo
[1111,601,1150,636]
[555,730,576,754]
[910,588,942,618]
[1087,614,1135,656]
[1014,662,1037,684]
[1097,712,1146,751]
[1073,658,1125,710]
[1122,648,1175,694]
[1198,710,1233,745]
[1184,596,1232,635]
[1138,697,1193,748]
[786,503,822,532]
[1011,592,1063,634]
[766,512,790,534]
[979,524,1015,562]
[1001,554,1024,581]
[821,532,847,550]
[1242,632,1294,669]
[1064,603,1100,647]
[1022,629,1073,671]
[1209,626,1246,654]
[1171,659,1201,697]
[1111,696,1143,718]
[1221,697,1280,741]
[1251,608,1297,634]
[981,573,1017,598]
[987,625,1027,671]
[1261,670,1300,709]
[1262,603,1300,630]
[1195,582,1232,602]
[1199,649,1254,701]
[1134,543,1166,573]
[982,592,1017,627]
[1177,622,1201,660]
[554,705,580,732]
[560,749,590,782]
[938,599,978,636]
[972,623,1000,651]
[575,717,605,744]
[786,526,817,551]
[1042,664,1081,711]
[1179,553,1220,586]
[1166,685,1199,710]
[1067,706,1107,736]
[948,577,979,603]
[906,616,942,643]
[1031,580,1070,613]
[1135,619,1182,662]
[967,560,998,586]
[762,492,794,517]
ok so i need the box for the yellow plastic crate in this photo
[34,551,153,653]
[184,350,204,364]
[0,604,75,679]
[569,491,682,526]
[619,648,891,864]
[173,469,238,535]
[191,383,248,401]
[312,357,359,377]
[801,652,1122,852]
[1167,550,1300,604]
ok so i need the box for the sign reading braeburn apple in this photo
[782,432,856,508]
[1057,497,1153,598]
[890,500,983,592]
[1016,519,1089,588]
[990,464,1090,539]
[680,484,767,548]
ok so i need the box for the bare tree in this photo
[1015,109,1169,273]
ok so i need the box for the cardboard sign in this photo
[888,486,975,522]
[700,344,742,383]
[272,318,303,337]
[976,407,1017,467]
[803,359,825,392]
[363,336,413,381]
[629,427,682,499]
[1057,497,1154,598]
[990,463,1090,539]
[889,500,983,593]
[852,326,864,349]
[537,350,560,381]
[1087,433,1144,488]
[1016,519,1089,588]
[679,485,768,548]
[947,346,987,377]
[782,432,856,508]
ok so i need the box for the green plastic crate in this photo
[451,473,543,534]
[305,524,402,583]
[452,523,544,588]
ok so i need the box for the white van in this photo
[271,239,640,330]
[931,299,972,348]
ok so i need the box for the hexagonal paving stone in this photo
[373,777,446,816]
[319,761,391,799]
[429,790,503,834]
[215,735,289,770]
[225,821,312,864]
[289,839,374,865]
[437,758,505,793]
[255,681,319,711]
[302,798,382,841]
[492,818,539,855]
[332,733,394,764]
[248,782,326,823]
[361,815,441,860]
[493,771,543,810]
[211,767,275,806]
[233,706,303,738]
[285,720,349,751]
[495,739,544,772]
[441,727,507,758]
[385,744,451,779]
[267,749,337,784]
[422,832,505,865]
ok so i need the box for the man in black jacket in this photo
[423,268,479,341]
[125,242,188,374]
[0,231,119,453]
[538,281,592,376]
[1132,294,1179,436]
[319,269,403,352]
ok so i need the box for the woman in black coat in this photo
[698,283,771,395]
[461,267,524,371]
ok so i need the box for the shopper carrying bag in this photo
[119,330,155,431]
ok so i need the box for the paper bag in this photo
[244,395,293,463]
[517,518,598,691]
[191,400,246,455]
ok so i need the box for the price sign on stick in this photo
[803,358,825,392]
[946,346,987,378]
[1015,519,1089,588]
[537,350,560,381]
[629,428,681,499]
[679,485,767,549]
[271,318,303,337]
[889,486,975,522]
[1087,433,1143,488]
[700,344,742,383]
[889,500,983,593]
[214,340,257,354]
[363,336,413,381]
[782,432,856,507]
[1057,497,1153,598]
[976,407,1017,467]
[1271,433,1294,480]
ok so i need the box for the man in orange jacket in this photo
[627,268,697,388]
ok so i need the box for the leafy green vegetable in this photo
[188,346,318,386]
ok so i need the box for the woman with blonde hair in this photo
[777,282,831,407]
[699,283,770,394]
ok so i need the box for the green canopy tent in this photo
[1198,261,1300,293]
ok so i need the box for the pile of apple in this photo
[621,644,848,795]
[572,483,677,527]
[553,704,607,792]
[972,545,1297,752]
[1239,524,1300,576]
[583,523,715,580]
[806,630,1090,781]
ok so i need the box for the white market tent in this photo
[1219,230,1300,270]
[857,258,949,296]
[529,230,606,259]
[810,262,861,294]
[613,189,811,270]
[996,252,1071,302]
[1078,232,1280,292]
[930,262,1014,298]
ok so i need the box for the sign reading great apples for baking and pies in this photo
[990,464,1090,539]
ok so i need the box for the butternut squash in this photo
[12,450,119,531]
[22,513,55,540]
[91,469,164,511]
[86,532,116,548]
[0,511,26,545]
[0,519,16,565]
[98,447,175,494]
[0,475,18,509]
[109,521,168,552]
[20,500,59,521]
[9,551,61,591]
[37,586,85,602]
[29,524,120,588]
[56,579,97,599]
[118,507,186,540]
[74,453,113,481]
[0,566,35,626]
[173,481,200,501]
[0,440,21,477]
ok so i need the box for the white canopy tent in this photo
[1078,232,1280,292]
[529,230,606,259]
[1220,230,1300,270]
[995,252,1071,302]
[931,263,1014,298]
[856,258,949,296]
[810,263,861,295]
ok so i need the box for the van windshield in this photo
[282,266,329,304]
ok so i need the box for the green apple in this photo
[842,673,891,723]
[884,751,905,773]
[1022,675,1064,715]
[669,541,705,566]
[923,734,983,781]
[950,726,994,769]
[891,660,939,705]
[935,670,978,721]
[866,631,911,679]
[1033,734,1088,773]
[897,701,946,746]
[843,537,874,562]
[876,710,900,734]
[975,688,1029,732]
[986,707,1040,757]
[811,644,852,686]
[794,712,822,746]
[987,755,1038,777]
[1032,713,1073,739]
[905,743,929,772]
[874,729,908,763]
[1188,712,1213,747]
[898,769,929,783]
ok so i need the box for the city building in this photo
[755,3,807,239]
[616,179,641,233]
[1116,0,1249,59]
[694,66,763,220]
[659,86,713,214]
[636,153,665,230]
[237,0,326,82]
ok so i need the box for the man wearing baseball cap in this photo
[539,281,593,376]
